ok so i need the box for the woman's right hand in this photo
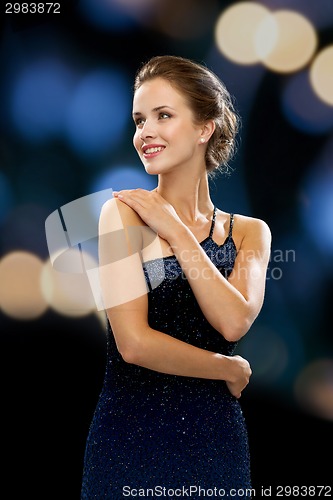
[225,355,252,398]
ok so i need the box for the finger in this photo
[115,194,150,219]
[118,192,154,211]
[115,189,144,200]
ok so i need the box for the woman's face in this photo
[132,77,203,176]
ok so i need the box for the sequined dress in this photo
[81,208,252,499]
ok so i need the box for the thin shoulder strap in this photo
[228,213,234,238]
[209,206,217,238]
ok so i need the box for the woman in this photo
[81,55,271,499]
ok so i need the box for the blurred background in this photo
[1,0,333,498]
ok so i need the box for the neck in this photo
[156,169,214,223]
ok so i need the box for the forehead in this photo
[132,78,187,110]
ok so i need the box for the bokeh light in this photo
[0,251,48,320]
[294,359,333,421]
[310,45,333,106]
[65,68,131,158]
[215,4,317,73]
[300,140,333,257]
[10,59,74,142]
[91,165,157,193]
[282,70,333,134]
[290,0,333,30]
[41,253,98,317]
[258,10,317,73]
[254,12,278,61]
[78,0,138,31]
[215,2,270,65]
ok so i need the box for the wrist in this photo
[213,353,231,382]
[216,354,239,383]
[167,224,192,249]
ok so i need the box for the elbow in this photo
[219,303,259,341]
[120,348,138,365]
[113,323,150,365]
[220,317,253,342]
[118,337,145,365]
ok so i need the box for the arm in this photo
[113,189,271,342]
[98,198,251,398]
[168,215,272,341]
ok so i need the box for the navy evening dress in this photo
[81,208,252,499]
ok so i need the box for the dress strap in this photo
[208,206,217,239]
[228,213,234,238]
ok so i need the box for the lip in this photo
[142,144,165,158]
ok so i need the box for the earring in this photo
[200,138,205,143]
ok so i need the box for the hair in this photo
[133,55,240,176]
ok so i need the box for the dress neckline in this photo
[199,207,234,245]
[143,208,236,264]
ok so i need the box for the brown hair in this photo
[134,55,240,176]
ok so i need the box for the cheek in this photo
[133,132,141,152]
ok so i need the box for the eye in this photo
[134,117,145,127]
[159,112,171,120]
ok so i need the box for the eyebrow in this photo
[132,105,175,117]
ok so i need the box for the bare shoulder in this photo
[99,197,148,257]
[100,197,146,231]
[235,213,271,238]
[233,213,271,254]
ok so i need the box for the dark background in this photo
[1,1,333,498]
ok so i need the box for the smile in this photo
[144,146,164,154]
[142,146,165,157]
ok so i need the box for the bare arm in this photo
[98,198,251,398]
[112,189,271,342]
[168,215,272,341]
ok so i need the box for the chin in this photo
[143,163,164,176]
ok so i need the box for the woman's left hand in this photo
[113,188,183,241]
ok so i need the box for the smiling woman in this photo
[80,55,271,499]
[132,77,206,178]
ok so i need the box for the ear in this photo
[198,120,215,144]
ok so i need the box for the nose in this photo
[139,120,156,141]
